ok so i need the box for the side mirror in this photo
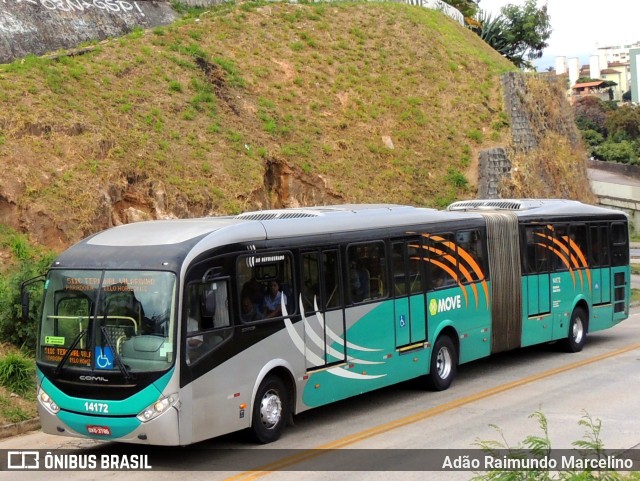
[21,289,30,322]
[20,275,46,323]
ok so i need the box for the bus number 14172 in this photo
[84,402,109,414]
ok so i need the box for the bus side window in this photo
[407,242,424,294]
[456,229,486,282]
[236,252,296,321]
[589,225,609,267]
[323,250,341,309]
[302,250,342,312]
[393,240,424,296]
[599,225,610,266]
[569,224,588,268]
[347,242,387,303]
[185,279,231,365]
[392,243,407,296]
[552,225,568,272]
[524,226,551,274]
[302,252,320,314]
[425,233,457,290]
[611,223,629,266]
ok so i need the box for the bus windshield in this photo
[37,270,176,373]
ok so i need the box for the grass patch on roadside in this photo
[0,345,37,426]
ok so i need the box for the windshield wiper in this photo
[100,326,135,382]
[54,328,87,376]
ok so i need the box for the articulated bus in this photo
[27,199,629,445]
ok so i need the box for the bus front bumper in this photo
[38,404,181,446]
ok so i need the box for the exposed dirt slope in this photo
[1,2,524,250]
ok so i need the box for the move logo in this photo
[429,295,462,316]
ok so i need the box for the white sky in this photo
[477,0,640,69]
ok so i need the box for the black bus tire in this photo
[563,307,588,353]
[427,334,457,391]
[251,374,289,444]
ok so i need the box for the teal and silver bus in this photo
[28,200,629,445]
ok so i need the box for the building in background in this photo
[602,62,630,101]
[571,80,611,103]
[555,41,638,103]
[596,41,640,65]
[631,48,640,103]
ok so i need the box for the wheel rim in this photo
[259,389,282,429]
[572,316,584,344]
[436,346,452,379]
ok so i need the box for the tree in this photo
[442,0,479,19]
[501,0,551,68]
[573,96,614,136]
[475,0,551,69]
[606,104,640,141]
[476,10,511,58]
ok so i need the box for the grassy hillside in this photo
[0,1,515,251]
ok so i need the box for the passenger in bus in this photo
[242,277,264,312]
[350,261,370,302]
[264,280,287,318]
[241,295,262,322]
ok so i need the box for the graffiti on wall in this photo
[0,0,177,63]
[0,0,146,17]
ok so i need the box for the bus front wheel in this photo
[563,307,588,353]
[427,335,457,391]
[251,374,289,444]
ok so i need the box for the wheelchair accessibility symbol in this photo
[399,315,406,328]
[95,347,114,370]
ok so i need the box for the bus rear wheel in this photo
[563,307,588,353]
[427,335,457,391]
[251,374,289,444]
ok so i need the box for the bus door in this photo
[301,250,346,369]
[590,225,611,305]
[524,226,551,318]
[184,275,234,367]
[391,240,426,348]
[611,222,629,320]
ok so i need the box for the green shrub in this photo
[0,227,55,351]
[581,129,604,148]
[593,140,637,164]
[168,80,183,92]
[467,129,484,143]
[0,353,35,397]
[447,168,469,188]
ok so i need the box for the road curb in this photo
[0,418,40,440]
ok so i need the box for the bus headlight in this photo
[136,393,179,423]
[38,388,60,414]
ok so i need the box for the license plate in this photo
[87,425,111,436]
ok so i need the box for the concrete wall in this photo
[500,72,538,153]
[476,73,529,198]
[589,177,640,230]
[588,159,640,180]
[477,72,584,199]
[477,148,511,199]
[0,0,178,64]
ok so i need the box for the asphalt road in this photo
[588,168,640,187]
[1,308,639,480]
